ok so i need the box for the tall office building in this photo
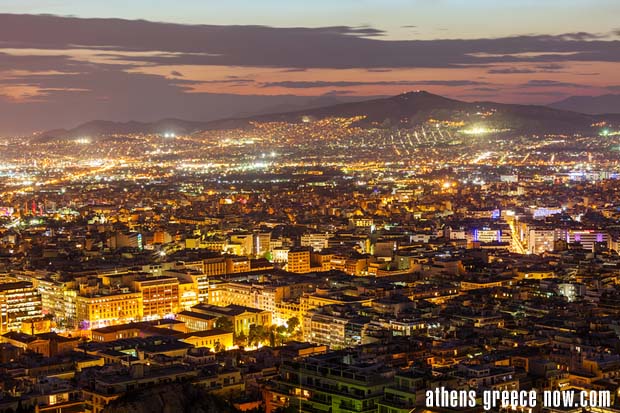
[131,276,180,319]
[287,248,311,274]
[0,281,43,334]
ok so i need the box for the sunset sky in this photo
[1,0,620,134]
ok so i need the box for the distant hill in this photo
[37,95,379,140]
[232,94,387,118]
[205,91,616,134]
[549,94,620,115]
[40,91,617,139]
[39,118,212,140]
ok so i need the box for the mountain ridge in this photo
[39,91,616,139]
[549,93,620,115]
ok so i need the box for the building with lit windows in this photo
[202,257,227,276]
[265,353,392,413]
[179,328,233,351]
[209,282,278,313]
[311,250,334,272]
[272,247,289,263]
[178,279,199,311]
[349,217,374,228]
[152,230,172,244]
[303,309,348,349]
[228,233,253,256]
[208,280,312,323]
[111,231,143,250]
[301,233,331,252]
[254,231,271,257]
[131,276,180,319]
[202,239,227,252]
[0,281,42,334]
[225,256,251,273]
[10,271,80,329]
[187,303,271,336]
[563,229,610,251]
[22,276,65,318]
[177,310,217,332]
[466,227,512,246]
[527,228,557,254]
[75,290,142,330]
[287,248,311,273]
[164,268,208,304]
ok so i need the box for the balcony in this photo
[338,401,377,413]
[377,395,415,410]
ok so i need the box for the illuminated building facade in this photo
[564,229,609,251]
[303,310,348,349]
[527,228,557,254]
[28,277,65,317]
[164,268,209,304]
[112,232,143,250]
[229,233,253,256]
[131,276,180,319]
[188,303,272,336]
[178,280,199,310]
[349,217,374,228]
[287,248,311,273]
[202,257,227,276]
[266,355,392,413]
[209,282,279,313]
[271,247,289,263]
[75,291,142,330]
[225,256,251,273]
[310,251,333,272]
[179,329,233,350]
[300,233,331,252]
[177,310,217,331]
[0,281,43,333]
[208,280,311,324]
[254,231,271,257]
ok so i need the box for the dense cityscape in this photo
[0,93,619,412]
[3,2,620,413]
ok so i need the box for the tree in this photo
[286,317,300,334]
[248,325,260,347]
[215,316,234,333]
[248,325,270,347]
[235,331,247,347]
[276,325,287,346]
